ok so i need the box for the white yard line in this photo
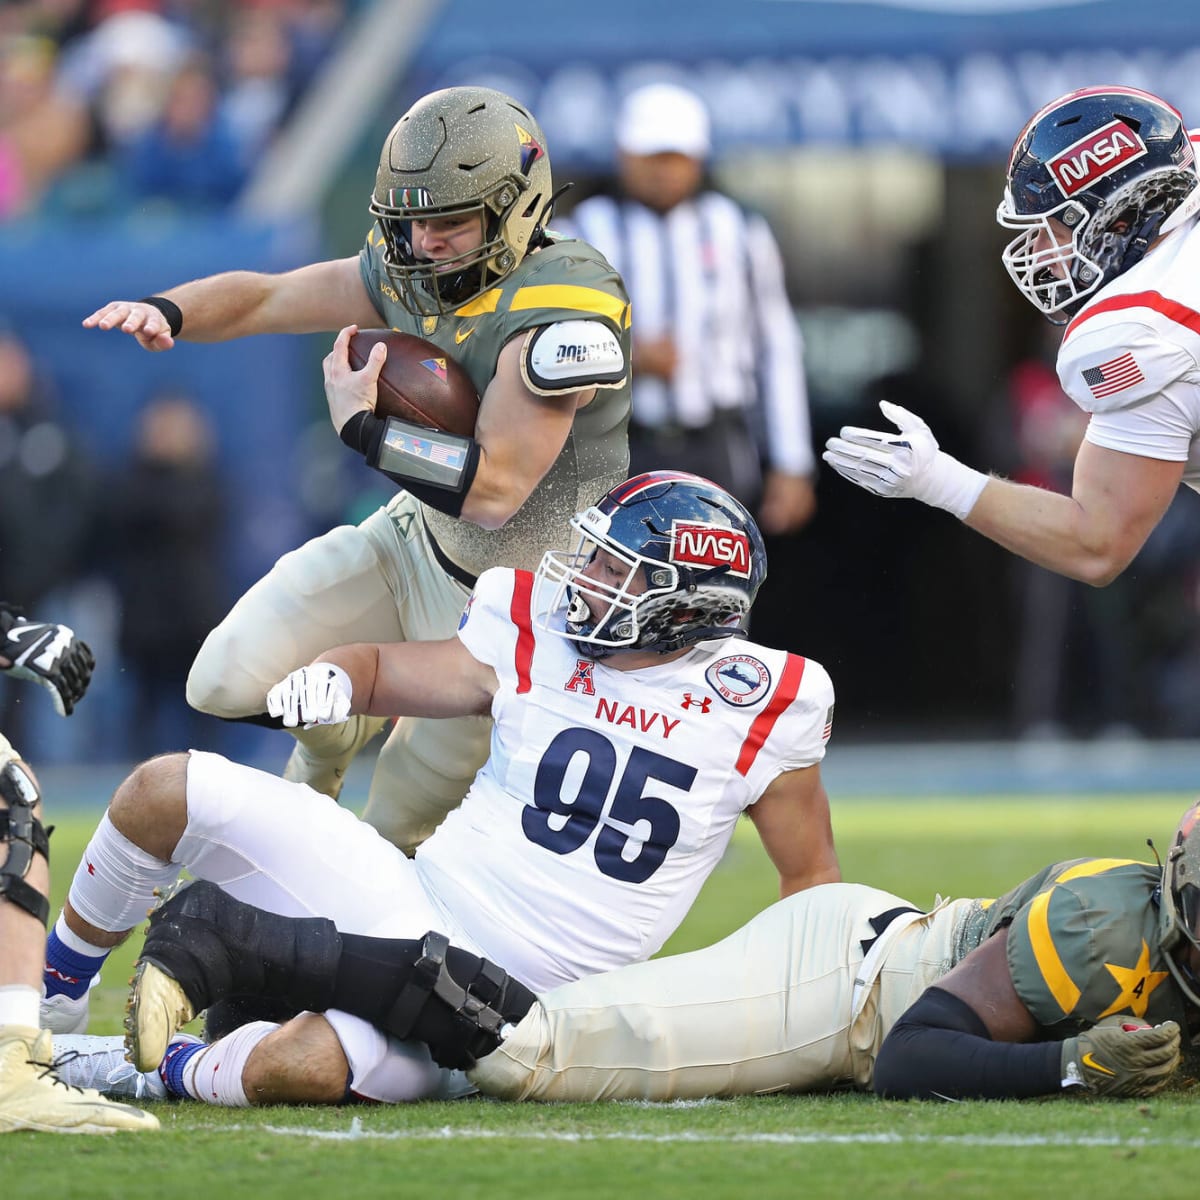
[217,1118,1200,1148]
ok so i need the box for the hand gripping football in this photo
[349,330,480,438]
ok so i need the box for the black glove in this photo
[0,603,96,716]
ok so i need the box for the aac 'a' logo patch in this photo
[705,654,771,707]
[421,357,448,382]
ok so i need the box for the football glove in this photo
[0,604,95,717]
[822,401,989,519]
[1060,1019,1181,1097]
[266,663,353,729]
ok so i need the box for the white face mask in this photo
[996,193,1104,323]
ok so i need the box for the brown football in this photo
[348,329,480,438]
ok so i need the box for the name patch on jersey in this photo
[705,654,771,707]
[671,521,752,579]
[522,320,627,395]
[1048,120,1147,198]
[595,696,680,739]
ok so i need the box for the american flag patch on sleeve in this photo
[1081,352,1144,400]
[822,705,834,742]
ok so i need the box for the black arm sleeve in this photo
[873,986,1062,1100]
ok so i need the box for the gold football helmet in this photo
[370,86,553,316]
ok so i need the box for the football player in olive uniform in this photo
[81,87,631,857]
[101,803,1197,1104]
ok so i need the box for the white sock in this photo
[181,1020,278,1107]
[66,812,180,933]
[0,985,40,1030]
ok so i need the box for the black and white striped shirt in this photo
[559,190,815,476]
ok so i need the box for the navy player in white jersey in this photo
[823,87,1200,586]
[41,472,840,1107]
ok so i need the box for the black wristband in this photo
[139,295,183,337]
[339,409,386,455]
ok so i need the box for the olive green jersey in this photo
[972,858,1189,1037]
[358,229,632,577]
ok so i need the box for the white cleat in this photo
[52,1033,204,1101]
[39,978,97,1036]
[0,1027,159,1134]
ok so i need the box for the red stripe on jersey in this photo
[735,654,807,777]
[1064,290,1200,342]
[510,570,535,694]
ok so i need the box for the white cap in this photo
[615,83,711,159]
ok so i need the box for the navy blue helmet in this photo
[997,87,1199,323]
[534,471,767,659]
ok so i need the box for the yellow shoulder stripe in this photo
[511,285,627,323]
[455,290,502,317]
[1054,858,1140,883]
[1027,890,1081,1015]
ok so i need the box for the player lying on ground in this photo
[42,472,841,1106]
[68,801,1196,1105]
[0,605,156,1133]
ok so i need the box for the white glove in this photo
[266,663,353,729]
[822,400,988,519]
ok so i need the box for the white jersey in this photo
[1057,214,1200,492]
[414,566,835,991]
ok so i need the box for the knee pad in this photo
[382,932,534,1070]
[0,757,51,925]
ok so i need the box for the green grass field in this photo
[9,791,1200,1198]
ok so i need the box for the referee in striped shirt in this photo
[560,82,817,534]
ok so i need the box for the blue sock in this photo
[159,1038,206,1098]
[43,929,108,999]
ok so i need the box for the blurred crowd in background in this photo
[4,0,1200,767]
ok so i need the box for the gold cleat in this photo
[124,961,195,1073]
[0,1027,158,1134]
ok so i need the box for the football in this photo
[348,329,480,438]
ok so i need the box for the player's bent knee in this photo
[186,630,262,717]
[109,753,190,847]
[243,1014,351,1105]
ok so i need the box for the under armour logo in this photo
[681,692,712,712]
[565,660,596,695]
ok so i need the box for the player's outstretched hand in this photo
[1060,1019,1181,1097]
[266,663,353,729]
[822,400,988,519]
[82,300,176,351]
[0,605,95,716]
